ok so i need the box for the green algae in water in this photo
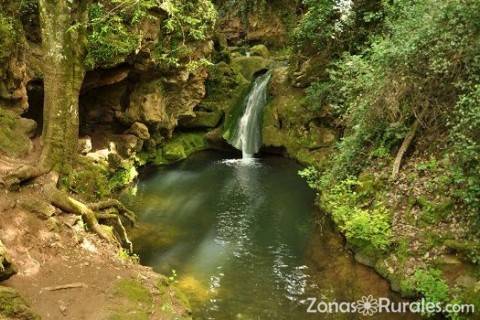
[125,151,420,320]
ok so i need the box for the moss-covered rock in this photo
[153,132,208,165]
[106,278,192,320]
[0,108,32,157]
[179,110,224,129]
[202,62,251,113]
[249,44,270,58]
[231,56,269,81]
[262,66,337,165]
[59,155,138,201]
[126,122,150,140]
[0,286,39,320]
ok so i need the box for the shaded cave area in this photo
[22,80,44,138]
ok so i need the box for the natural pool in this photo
[124,150,420,320]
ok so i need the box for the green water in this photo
[124,151,420,320]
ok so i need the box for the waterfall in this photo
[231,71,272,159]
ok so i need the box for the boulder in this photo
[126,122,150,140]
[0,240,15,281]
[78,136,93,155]
[17,118,37,138]
[249,44,270,58]
[107,152,123,169]
[231,56,269,81]
[155,133,207,164]
[455,275,478,289]
[115,134,143,158]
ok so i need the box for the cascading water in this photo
[231,71,272,159]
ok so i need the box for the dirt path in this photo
[0,189,191,320]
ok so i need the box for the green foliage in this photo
[217,0,267,25]
[113,279,153,305]
[410,268,450,317]
[299,170,393,252]
[0,286,39,320]
[167,269,178,284]
[0,13,16,60]
[109,160,139,192]
[86,0,216,69]
[449,85,480,215]
[323,178,392,252]
[85,1,155,68]
[307,0,480,186]
[298,166,320,190]
[161,0,216,41]
[292,0,336,51]
[60,157,138,200]
[153,0,217,68]
[19,0,41,43]
[292,0,383,54]
[417,196,453,225]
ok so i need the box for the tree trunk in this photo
[38,0,89,173]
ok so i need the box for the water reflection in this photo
[124,151,420,320]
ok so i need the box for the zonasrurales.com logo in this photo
[305,295,475,317]
[356,295,378,316]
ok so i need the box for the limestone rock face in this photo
[127,122,151,140]
[126,79,168,126]
[115,134,143,158]
[17,118,37,138]
[125,68,209,136]
[179,110,224,129]
[0,50,28,114]
[215,0,300,48]
[0,108,33,157]
[291,53,330,88]
[0,240,15,281]
[262,66,338,165]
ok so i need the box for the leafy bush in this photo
[299,170,393,252]
[161,0,216,41]
[292,0,383,54]
[306,0,480,185]
[85,1,155,68]
[298,166,320,190]
[0,13,16,60]
[410,268,450,317]
[322,178,392,251]
[154,0,217,67]
[449,86,480,215]
[85,0,216,69]
[60,157,138,200]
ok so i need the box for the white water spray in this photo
[231,71,272,159]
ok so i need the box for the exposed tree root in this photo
[1,164,50,190]
[88,199,136,226]
[44,184,133,252]
[1,165,134,252]
[391,119,420,180]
